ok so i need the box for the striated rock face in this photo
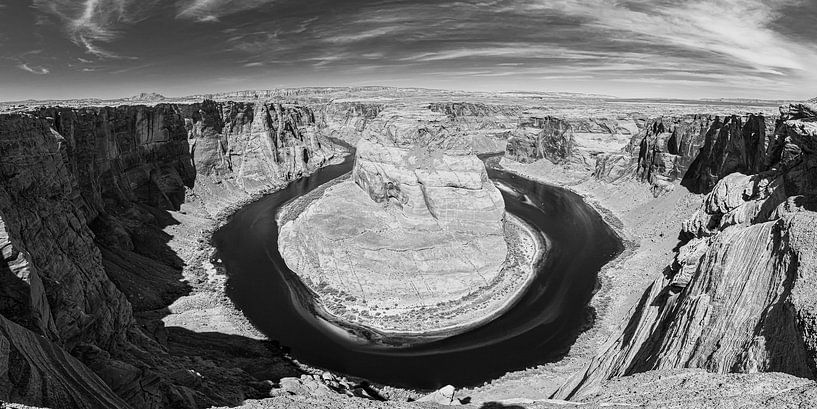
[681,115,777,194]
[0,315,132,409]
[556,104,817,399]
[182,100,335,215]
[594,114,777,196]
[506,115,639,170]
[0,102,339,409]
[507,117,574,164]
[427,102,519,154]
[34,105,196,217]
[316,102,385,146]
[279,106,510,332]
[0,114,134,353]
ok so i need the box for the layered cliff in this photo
[594,114,777,195]
[0,102,339,408]
[555,103,817,399]
[506,115,639,170]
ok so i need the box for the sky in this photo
[1,0,816,101]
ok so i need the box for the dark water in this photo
[214,155,623,390]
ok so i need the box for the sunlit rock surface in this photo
[556,103,817,399]
[279,106,513,333]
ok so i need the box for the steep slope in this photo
[0,102,339,408]
[594,114,777,195]
[555,103,817,399]
[506,115,639,168]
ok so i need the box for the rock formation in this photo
[506,115,639,170]
[0,88,803,408]
[594,114,777,195]
[555,103,817,399]
[0,102,338,408]
[279,106,528,333]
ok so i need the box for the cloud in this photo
[175,0,276,22]
[9,0,817,99]
[33,0,155,59]
[18,63,50,75]
[518,0,817,76]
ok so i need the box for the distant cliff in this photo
[505,115,640,170]
[593,114,777,195]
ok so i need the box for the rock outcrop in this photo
[0,101,339,408]
[681,115,777,193]
[182,101,334,214]
[279,106,519,333]
[0,315,132,409]
[506,115,639,170]
[594,114,777,196]
[556,104,817,399]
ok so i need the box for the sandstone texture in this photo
[0,88,802,409]
[555,104,817,399]
[0,102,339,408]
[279,106,536,334]
[506,115,640,170]
[594,114,778,196]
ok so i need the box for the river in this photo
[214,154,623,390]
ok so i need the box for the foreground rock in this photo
[0,102,338,408]
[279,106,540,334]
[555,103,817,399]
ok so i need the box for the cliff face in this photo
[506,115,639,169]
[556,104,817,399]
[0,101,338,409]
[681,114,778,194]
[594,114,777,196]
[183,101,334,215]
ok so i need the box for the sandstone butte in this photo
[279,106,542,335]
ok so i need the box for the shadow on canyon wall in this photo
[0,103,325,408]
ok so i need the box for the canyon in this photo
[1,88,816,409]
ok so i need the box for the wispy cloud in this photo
[33,0,156,59]
[6,0,817,99]
[17,63,50,75]
[519,0,817,76]
[175,0,276,22]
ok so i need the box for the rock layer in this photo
[594,114,777,195]
[0,102,338,409]
[556,104,817,399]
[279,106,512,332]
[506,116,639,168]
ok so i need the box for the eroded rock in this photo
[556,104,817,399]
[279,106,520,334]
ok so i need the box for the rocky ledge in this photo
[279,106,541,335]
[555,103,817,399]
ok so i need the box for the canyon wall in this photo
[594,114,777,195]
[0,102,338,408]
[555,103,817,399]
[506,115,640,169]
